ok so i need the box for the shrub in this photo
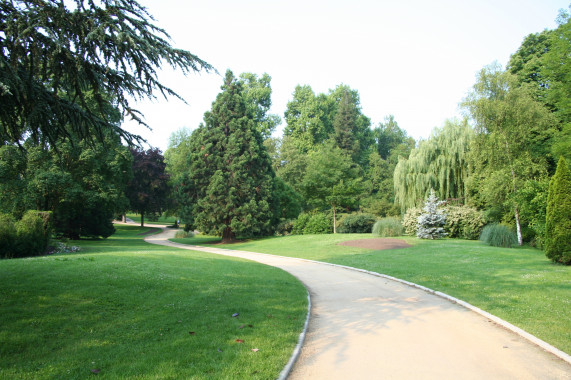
[175,230,194,239]
[0,213,17,258]
[479,224,518,248]
[372,217,404,237]
[444,205,486,240]
[303,213,332,234]
[337,213,376,233]
[14,210,52,258]
[545,157,571,264]
[292,213,311,235]
[402,207,422,236]
[274,219,295,236]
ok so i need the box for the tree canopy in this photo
[126,147,170,227]
[181,71,276,243]
[0,0,213,147]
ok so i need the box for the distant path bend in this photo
[145,228,571,380]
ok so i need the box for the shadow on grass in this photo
[0,226,308,379]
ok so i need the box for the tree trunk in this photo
[505,137,522,246]
[514,205,523,246]
[332,205,337,234]
[222,227,235,244]
[140,211,144,227]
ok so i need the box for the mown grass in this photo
[0,225,307,379]
[125,213,178,226]
[172,233,571,355]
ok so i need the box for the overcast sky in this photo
[123,0,570,151]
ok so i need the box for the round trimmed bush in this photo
[303,213,332,234]
[444,205,486,240]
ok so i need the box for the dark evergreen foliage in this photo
[184,71,276,243]
[0,0,213,146]
[545,157,571,264]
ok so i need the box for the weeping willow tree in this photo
[394,118,473,212]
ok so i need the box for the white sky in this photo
[123,0,570,152]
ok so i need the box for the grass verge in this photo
[172,233,571,355]
[0,225,307,379]
[125,213,178,226]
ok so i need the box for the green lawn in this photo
[125,213,178,226]
[0,225,307,379]
[172,233,571,355]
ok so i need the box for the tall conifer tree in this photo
[545,157,571,264]
[186,71,275,243]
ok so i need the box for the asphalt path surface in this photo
[145,227,571,379]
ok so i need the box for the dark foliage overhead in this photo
[0,0,213,146]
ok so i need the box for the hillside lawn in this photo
[172,233,571,355]
[0,225,307,379]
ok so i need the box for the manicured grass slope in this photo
[173,234,571,355]
[0,226,307,379]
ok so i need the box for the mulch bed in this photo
[338,238,412,250]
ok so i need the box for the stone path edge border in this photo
[277,292,312,380]
[290,255,571,366]
[181,244,571,367]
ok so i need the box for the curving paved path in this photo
[145,228,571,379]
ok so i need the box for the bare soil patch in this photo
[338,238,412,250]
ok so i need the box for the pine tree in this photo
[417,189,447,239]
[545,157,571,264]
[186,71,275,243]
[333,91,359,158]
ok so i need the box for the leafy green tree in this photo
[239,73,281,139]
[0,133,132,239]
[283,85,330,153]
[185,71,276,243]
[272,177,303,221]
[300,142,362,233]
[394,118,473,212]
[507,8,571,164]
[508,30,552,98]
[126,147,170,227]
[274,135,309,194]
[361,116,414,216]
[0,0,213,146]
[545,157,571,264]
[542,8,571,162]
[373,115,415,164]
[462,64,557,245]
